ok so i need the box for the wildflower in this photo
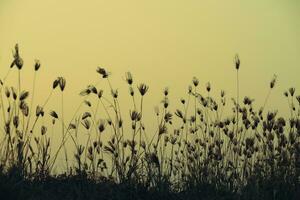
[49,110,58,119]
[270,75,277,89]
[180,98,185,104]
[296,95,300,105]
[111,89,118,98]
[53,79,59,89]
[80,88,90,96]
[98,89,103,98]
[104,142,115,154]
[170,136,177,145]
[118,119,123,128]
[125,72,133,85]
[277,117,286,128]
[96,67,109,78]
[93,141,98,148]
[77,145,85,156]
[13,116,19,128]
[138,83,149,96]
[234,54,240,70]
[289,87,295,97]
[58,77,66,91]
[159,124,167,135]
[5,122,10,134]
[88,146,93,156]
[129,87,134,96]
[88,85,97,94]
[154,106,159,116]
[41,126,47,135]
[121,141,128,149]
[190,115,196,123]
[11,44,23,70]
[221,90,225,98]
[21,103,29,117]
[243,96,254,105]
[5,87,10,98]
[175,109,183,119]
[36,105,44,117]
[84,100,92,107]
[82,112,91,120]
[130,110,141,121]
[19,91,29,101]
[213,102,218,111]
[162,97,169,108]
[164,112,172,123]
[68,123,76,130]
[82,119,91,130]
[163,87,169,96]
[188,85,192,94]
[192,77,199,87]
[98,119,106,133]
[267,111,277,121]
[206,82,211,92]
[34,59,41,71]
[11,87,17,100]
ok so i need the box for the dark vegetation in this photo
[0,44,299,199]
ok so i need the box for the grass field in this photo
[0,44,299,199]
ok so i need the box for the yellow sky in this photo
[0,0,299,121]
[1,0,300,170]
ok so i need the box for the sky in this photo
[0,0,300,167]
[1,0,299,106]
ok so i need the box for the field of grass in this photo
[0,44,299,199]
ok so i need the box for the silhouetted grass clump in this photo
[0,44,299,199]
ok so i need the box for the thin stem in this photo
[236,70,239,135]
[61,92,69,173]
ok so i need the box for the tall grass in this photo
[0,44,299,199]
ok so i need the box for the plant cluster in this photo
[0,45,299,199]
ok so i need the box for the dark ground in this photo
[0,174,299,200]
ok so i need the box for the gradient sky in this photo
[0,0,299,123]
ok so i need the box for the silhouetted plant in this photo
[0,44,299,200]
